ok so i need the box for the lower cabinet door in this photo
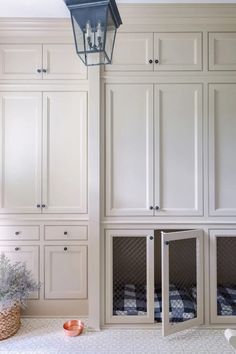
[161,229,203,336]
[210,230,236,324]
[44,245,87,299]
[105,229,154,324]
[0,245,39,299]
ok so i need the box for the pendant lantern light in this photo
[64,0,122,66]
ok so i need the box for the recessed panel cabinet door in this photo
[42,92,87,214]
[43,44,87,79]
[154,33,202,71]
[0,245,39,299]
[209,33,236,70]
[105,84,154,216]
[0,92,42,213]
[0,45,42,79]
[209,84,236,216]
[45,245,87,299]
[105,33,154,71]
[154,84,203,216]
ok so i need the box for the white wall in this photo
[0,0,236,18]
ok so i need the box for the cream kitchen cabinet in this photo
[0,44,87,80]
[106,32,202,71]
[0,91,87,214]
[0,245,39,299]
[209,84,236,216]
[105,83,203,217]
[209,33,236,71]
[44,245,87,299]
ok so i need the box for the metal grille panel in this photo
[113,236,147,315]
[168,238,197,323]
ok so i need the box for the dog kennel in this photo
[105,229,203,336]
[210,230,236,324]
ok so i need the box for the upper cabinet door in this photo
[209,84,236,216]
[105,84,154,216]
[0,92,42,213]
[154,33,202,71]
[154,84,203,216]
[42,44,87,79]
[105,33,154,71]
[0,44,42,79]
[209,33,236,71]
[42,92,87,214]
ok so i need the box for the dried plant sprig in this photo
[0,253,40,311]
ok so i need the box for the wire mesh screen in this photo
[168,238,197,323]
[113,236,147,316]
[217,237,236,316]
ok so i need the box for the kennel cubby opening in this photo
[112,229,198,323]
[216,236,236,316]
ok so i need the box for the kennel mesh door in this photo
[161,229,203,336]
[105,229,154,324]
[216,234,236,318]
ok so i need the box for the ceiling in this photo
[0,0,236,18]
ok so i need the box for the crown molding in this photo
[0,4,236,40]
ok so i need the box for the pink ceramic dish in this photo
[63,320,84,337]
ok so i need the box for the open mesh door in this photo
[161,229,203,336]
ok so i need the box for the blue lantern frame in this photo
[64,0,122,66]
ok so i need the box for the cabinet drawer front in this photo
[44,225,87,240]
[154,33,202,71]
[44,245,87,299]
[0,245,39,299]
[0,44,42,79]
[209,33,236,70]
[105,33,153,71]
[0,226,39,240]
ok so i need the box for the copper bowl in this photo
[63,320,84,337]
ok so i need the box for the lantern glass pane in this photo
[70,2,118,65]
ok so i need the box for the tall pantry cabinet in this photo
[0,29,90,317]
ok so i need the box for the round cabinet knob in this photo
[149,59,153,64]
[42,204,46,208]
[149,206,154,210]
[15,231,20,235]
[37,69,42,73]
[155,59,159,64]
[42,69,47,73]
[155,205,160,210]
[149,236,154,240]
[64,247,68,251]
[36,204,41,208]
[64,231,68,235]
[15,247,20,251]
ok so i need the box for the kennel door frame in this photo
[210,229,236,324]
[161,229,204,336]
[105,229,155,324]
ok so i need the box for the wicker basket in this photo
[0,305,21,340]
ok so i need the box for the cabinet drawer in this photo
[209,32,236,70]
[0,226,39,240]
[44,225,87,240]
[0,245,39,299]
[44,245,87,299]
